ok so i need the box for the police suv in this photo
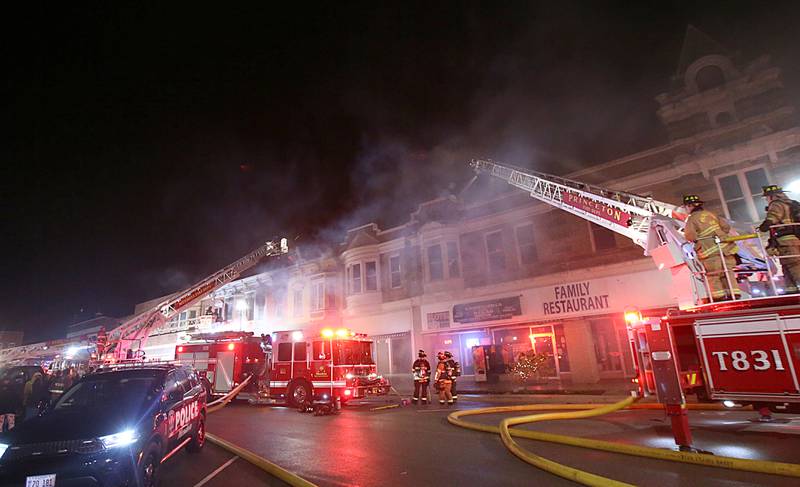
[0,363,207,487]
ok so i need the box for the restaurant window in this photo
[590,319,624,372]
[427,245,444,281]
[516,224,538,265]
[447,242,460,278]
[485,231,506,274]
[589,223,617,251]
[365,261,378,291]
[389,255,402,288]
[716,167,770,223]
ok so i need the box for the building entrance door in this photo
[529,325,559,378]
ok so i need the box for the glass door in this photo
[529,325,559,378]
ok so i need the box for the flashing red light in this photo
[227,343,235,351]
[177,346,184,353]
[344,389,352,396]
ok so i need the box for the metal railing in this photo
[689,223,799,303]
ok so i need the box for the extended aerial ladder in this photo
[470,158,728,308]
[102,237,289,362]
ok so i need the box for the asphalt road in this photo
[162,440,289,487]
[206,395,800,487]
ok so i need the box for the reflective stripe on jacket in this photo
[684,209,738,259]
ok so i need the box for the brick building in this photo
[138,29,800,387]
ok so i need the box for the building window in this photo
[311,280,325,311]
[590,319,624,372]
[389,255,402,288]
[589,224,617,251]
[365,261,378,291]
[293,289,303,317]
[695,65,725,92]
[485,231,506,274]
[350,264,362,294]
[716,167,770,223]
[515,224,538,265]
[427,245,444,281]
[447,242,460,278]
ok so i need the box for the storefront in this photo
[421,268,674,384]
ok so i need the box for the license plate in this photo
[26,474,56,487]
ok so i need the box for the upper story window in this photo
[715,166,770,223]
[427,245,444,281]
[293,288,303,317]
[485,231,506,274]
[365,261,378,291]
[347,260,378,294]
[349,264,362,294]
[310,280,325,311]
[389,255,402,288]
[447,242,460,278]
[589,224,617,251]
[515,224,538,265]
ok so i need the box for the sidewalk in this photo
[386,374,636,397]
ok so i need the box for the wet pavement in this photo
[206,395,800,486]
[162,440,289,486]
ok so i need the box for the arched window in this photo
[696,65,725,92]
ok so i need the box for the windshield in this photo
[54,375,158,412]
[334,341,374,365]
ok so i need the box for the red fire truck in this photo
[472,159,800,442]
[175,327,391,407]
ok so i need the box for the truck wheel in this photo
[187,415,206,453]
[288,380,312,408]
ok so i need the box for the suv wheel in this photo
[187,415,206,453]
[288,380,312,408]
[139,442,162,487]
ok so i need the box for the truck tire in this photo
[288,380,312,408]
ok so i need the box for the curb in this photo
[206,432,319,487]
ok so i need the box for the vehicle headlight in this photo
[0,443,8,459]
[99,429,139,449]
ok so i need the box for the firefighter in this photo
[411,350,431,405]
[758,185,800,294]
[434,351,454,406]
[682,194,740,302]
[444,351,461,403]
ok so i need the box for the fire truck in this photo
[175,327,391,407]
[99,238,288,364]
[471,159,800,429]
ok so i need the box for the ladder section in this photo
[470,159,679,249]
[107,238,289,358]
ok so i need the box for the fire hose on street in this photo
[448,396,800,486]
[204,375,320,487]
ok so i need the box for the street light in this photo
[785,178,800,195]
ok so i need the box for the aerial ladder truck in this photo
[99,238,289,363]
[472,158,800,449]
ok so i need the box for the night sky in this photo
[3,2,799,343]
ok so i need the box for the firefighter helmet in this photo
[762,184,784,197]
[444,351,453,359]
[682,194,703,206]
[418,349,426,358]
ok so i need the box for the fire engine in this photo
[472,158,800,446]
[175,327,391,407]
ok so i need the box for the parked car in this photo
[0,363,207,486]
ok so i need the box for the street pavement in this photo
[206,395,800,486]
[161,440,289,486]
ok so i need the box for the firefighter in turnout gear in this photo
[444,351,461,403]
[435,351,454,406]
[682,194,741,302]
[758,185,800,294]
[412,350,431,405]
